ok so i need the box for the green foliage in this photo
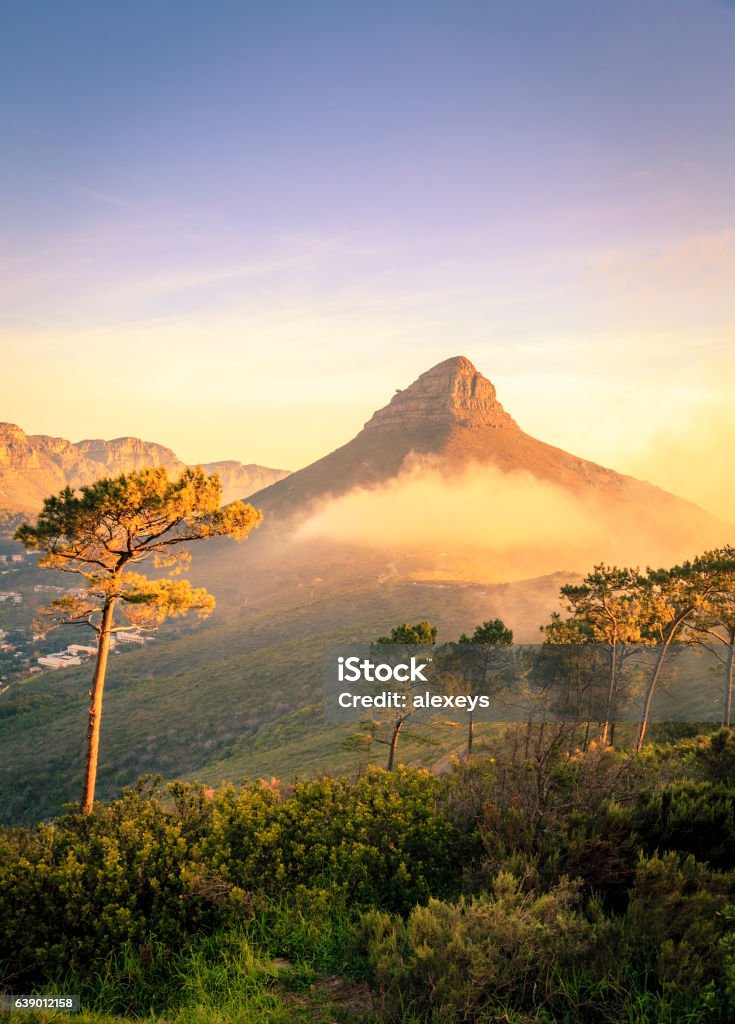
[358,873,615,1022]
[15,467,260,556]
[540,551,735,749]
[59,919,368,1023]
[633,781,735,869]
[195,768,456,913]
[0,781,199,987]
[2,736,735,1021]
[457,617,513,645]
[693,727,735,783]
[0,768,455,990]
[376,621,437,644]
[14,466,262,636]
[626,851,735,1005]
[542,565,644,644]
[244,887,362,975]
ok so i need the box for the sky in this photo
[1,0,734,518]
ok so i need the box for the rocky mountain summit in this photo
[0,423,288,512]
[364,355,518,432]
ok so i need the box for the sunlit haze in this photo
[2,0,734,519]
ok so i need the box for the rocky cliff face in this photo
[364,355,518,432]
[74,437,184,480]
[0,425,70,510]
[0,425,288,512]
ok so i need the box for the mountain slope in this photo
[0,566,571,824]
[247,355,726,554]
[249,356,711,514]
[0,423,289,510]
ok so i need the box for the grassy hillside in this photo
[0,565,567,825]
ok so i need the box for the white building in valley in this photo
[115,631,148,645]
[37,653,82,670]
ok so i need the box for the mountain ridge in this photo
[0,423,289,512]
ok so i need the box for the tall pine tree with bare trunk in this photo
[15,467,262,813]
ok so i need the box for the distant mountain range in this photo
[0,423,290,511]
[2,357,729,570]
[3,355,728,563]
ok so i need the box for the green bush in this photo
[626,851,735,1005]
[3,738,735,1020]
[561,798,638,911]
[358,871,616,1022]
[196,768,457,912]
[694,728,735,784]
[0,768,458,989]
[0,781,199,987]
[633,781,735,869]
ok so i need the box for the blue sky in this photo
[1,0,734,515]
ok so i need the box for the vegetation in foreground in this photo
[4,727,735,1023]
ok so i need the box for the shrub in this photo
[0,780,202,987]
[196,768,457,912]
[0,768,461,989]
[358,872,616,1022]
[633,781,735,869]
[695,728,735,784]
[626,851,735,1004]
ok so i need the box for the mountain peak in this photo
[363,355,517,433]
[432,354,478,372]
[0,423,27,441]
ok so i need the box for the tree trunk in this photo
[524,718,532,759]
[582,720,591,752]
[82,599,115,814]
[635,639,673,752]
[600,640,617,746]
[723,640,735,728]
[386,718,403,771]
[466,714,474,758]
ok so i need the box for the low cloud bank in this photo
[295,459,731,581]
